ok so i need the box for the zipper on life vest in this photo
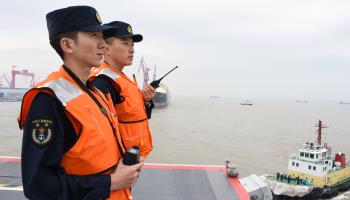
[105,90,117,119]
[104,90,127,153]
[105,90,121,135]
[92,88,126,154]
[85,104,106,141]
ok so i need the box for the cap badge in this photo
[96,12,102,24]
[127,26,133,33]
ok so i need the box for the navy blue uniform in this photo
[21,74,111,200]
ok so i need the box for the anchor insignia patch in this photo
[32,119,53,146]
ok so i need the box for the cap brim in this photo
[104,31,143,42]
[131,34,143,42]
[116,34,143,42]
[80,24,116,32]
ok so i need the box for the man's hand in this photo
[139,156,145,163]
[110,160,144,191]
[141,84,156,103]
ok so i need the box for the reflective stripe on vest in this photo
[97,67,120,80]
[40,77,82,106]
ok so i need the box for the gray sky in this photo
[1,0,350,100]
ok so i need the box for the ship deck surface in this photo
[0,157,249,200]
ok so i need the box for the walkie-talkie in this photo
[123,146,140,165]
[150,66,178,89]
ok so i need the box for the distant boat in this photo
[152,83,170,108]
[339,101,350,105]
[296,100,308,103]
[240,99,253,106]
[209,96,220,99]
[0,87,27,102]
[138,57,171,108]
[151,64,171,108]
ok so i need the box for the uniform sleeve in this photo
[21,92,111,200]
[91,76,124,104]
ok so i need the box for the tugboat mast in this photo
[316,120,328,145]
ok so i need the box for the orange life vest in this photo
[18,66,130,200]
[90,62,153,157]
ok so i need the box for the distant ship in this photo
[138,57,171,108]
[240,99,253,106]
[265,120,350,199]
[339,101,350,105]
[296,100,309,103]
[151,64,171,108]
[0,67,34,102]
[152,83,170,108]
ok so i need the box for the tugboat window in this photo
[300,152,304,157]
[310,154,314,159]
[308,165,311,170]
[316,154,319,159]
[313,166,316,170]
[305,153,309,157]
[325,161,328,164]
[296,163,299,167]
[292,162,295,166]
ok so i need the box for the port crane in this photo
[0,66,35,88]
[137,56,151,85]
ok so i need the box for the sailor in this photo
[89,21,155,158]
[18,6,143,199]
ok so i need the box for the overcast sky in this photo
[1,0,349,100]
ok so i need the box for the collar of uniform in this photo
[61,65,89,91]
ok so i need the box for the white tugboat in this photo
[265,120,350,199]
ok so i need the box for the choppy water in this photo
[1,97,350,193]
